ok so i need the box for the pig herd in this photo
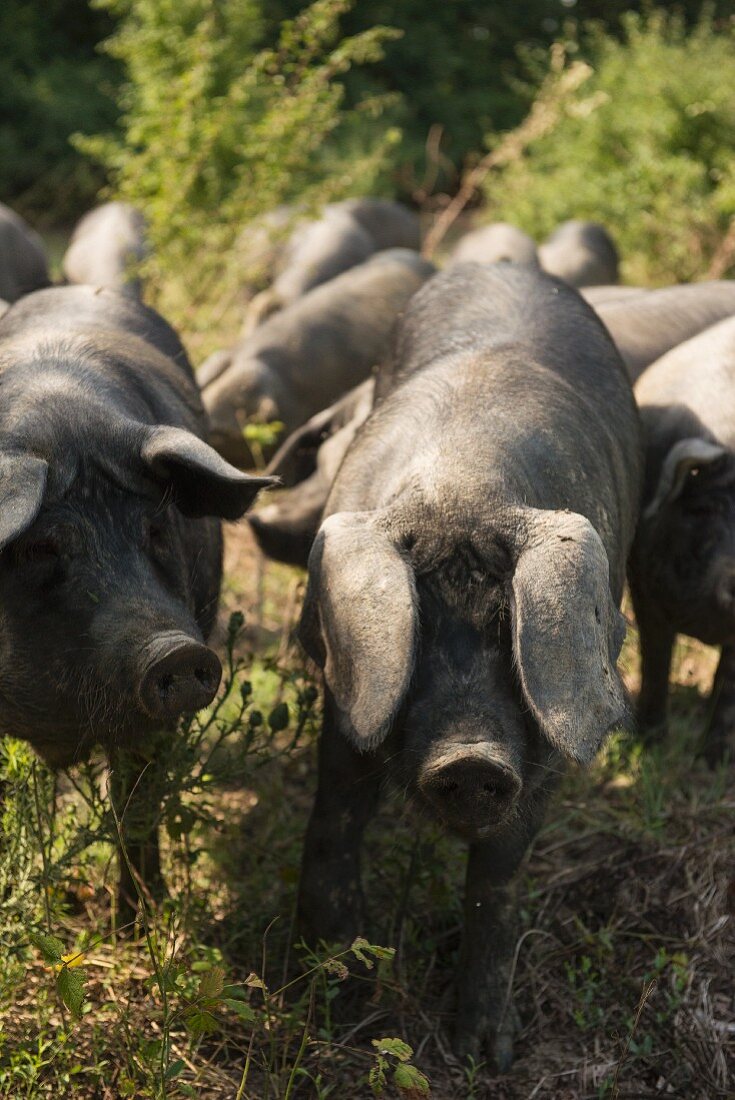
[0,196,734,1070]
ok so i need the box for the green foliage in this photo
[485,9,735,283]
[369,1038,430,1097]
[0,0,119,222]
[80,0,400,336]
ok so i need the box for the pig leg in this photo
[703,643,735,765]
[108,746,165,919]
[454,836,525,1073]
[298,695,382,944]
[633,591,675,740]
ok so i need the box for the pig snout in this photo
[418,744,522,835]
[138,632,222,720]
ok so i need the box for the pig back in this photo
[0,285,204,434]
[597,281,735,381]
[330,264,642,593]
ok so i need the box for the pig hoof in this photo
[452,1023,515,1074]
[452,1029,481,1066]
[493,1028,515,1074]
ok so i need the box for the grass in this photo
[0,236,733,1098]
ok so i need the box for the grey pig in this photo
[631,313,735,763]
[449,222,539,267]
[204,249,435,466]
[539,219,619,287]
[0,285,273,905]
[0,202,50,303]
[297,263,642,1069]
[244,199,421,330]
[62,202,148,295]
[595,280,735,381]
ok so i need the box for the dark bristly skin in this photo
[0,202,50,303]
[297,264,642,1069]
[0,285,274,906]
[595,281,735,381]
[631,314,735,763]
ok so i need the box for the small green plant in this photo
[564,953,607,1032]
[368,1037,430,1097]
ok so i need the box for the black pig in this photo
[297,264,642,1068]
[0,285,273,902]
[631,314,735,762]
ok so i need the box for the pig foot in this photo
[453,1001,519,1074]
[454,811,548,1073]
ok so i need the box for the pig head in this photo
[300,503,628,839]
[0,418,272,766]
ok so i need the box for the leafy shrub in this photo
[80,0,400,343]
[484,9,735,284]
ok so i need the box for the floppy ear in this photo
[141,425,277,520]
[644,438,729,519]
[0,452,48,550]
[510,509,627,764]
[299,512,417,750]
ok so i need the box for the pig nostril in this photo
[483,782,497,796]
[437,780,460,796]
[157,673,174,696]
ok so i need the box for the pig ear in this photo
[644,438,729,519]
[510,509,627,765]
[0,453,48,550]
[299,512,417,750]
[142,426,277,520]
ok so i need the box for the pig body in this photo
[62,202,148,295]
[204,249,435,466]
[582,285,648,307]
[298,264,641,1067]
[539,219,619,287]
[243,199,421,329]
[631,314,735,761]
[0,286,271,898]
[449,222,539,267]
[335,197,421,252]
[596,281,735,381]
[0,203,50,303]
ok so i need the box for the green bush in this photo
[484,9,735,284]
[0,0,119,223]
[80,0,400,342]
